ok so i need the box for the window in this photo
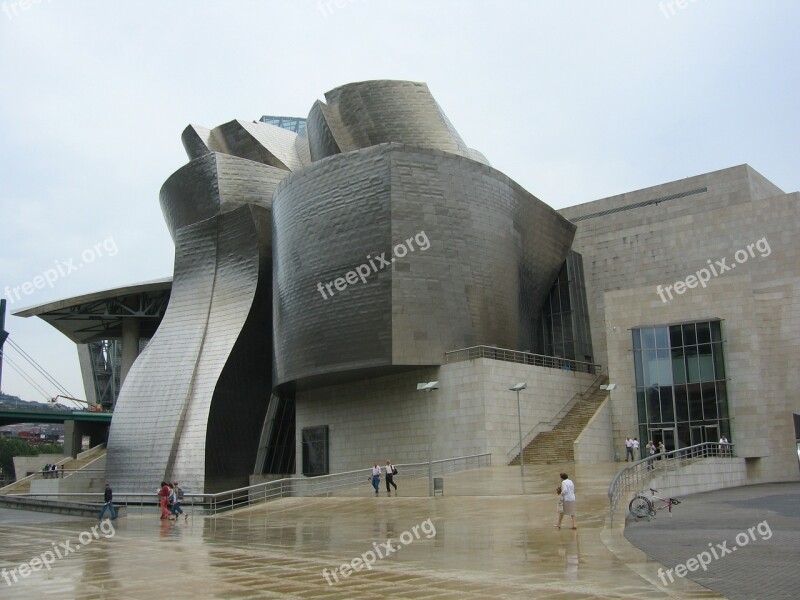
[632,320,729,450]
[301,426,329,476]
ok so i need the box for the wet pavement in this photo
[0,463,744,598]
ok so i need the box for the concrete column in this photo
[64,420,82,458]
[120,318,141,386]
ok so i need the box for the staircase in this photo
[60,444,106,474]
[0,444,106,495]
[509,376,608,465]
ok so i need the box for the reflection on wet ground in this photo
[0,463,726,599]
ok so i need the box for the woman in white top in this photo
[556,472,577,529]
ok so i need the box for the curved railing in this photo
[607,441,735,525]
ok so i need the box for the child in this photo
[554,486,564,526]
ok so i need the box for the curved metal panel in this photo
[319,80,472,159]
[181,124,215,161]
[159,153,287,239]
[306,100,342,162]
[107,155,281,492]
[272,143,576,388]
[209,120,303,172]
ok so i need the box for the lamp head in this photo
[509,382,527,392]
[417,381,439,391]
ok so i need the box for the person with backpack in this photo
[170,481,186,520]
[385,460,398,496]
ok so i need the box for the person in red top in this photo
[157,481,172,519]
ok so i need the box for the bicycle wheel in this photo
[629,495,652,518]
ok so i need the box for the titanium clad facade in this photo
[106,153,287,493]
[272,143,576,388]
[104,79,581,490]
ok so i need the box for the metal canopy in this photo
[12,278,172,344]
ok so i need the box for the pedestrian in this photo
[632,438,640,460]
[98,482,117,520]
[554,484,564,526]
[166,483,178,520]
[171,481,186,520]
[625,437,634,461]
[657,440,666,459]
[556,472,577,530]
[43,464,50,479]
[157,480,172,519]
[719,435,730,456]
[646,440,656,470]
[369,462,381,496]
[385,460,397,496]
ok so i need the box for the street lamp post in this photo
[417,381,439,497]
[509,382,527,487]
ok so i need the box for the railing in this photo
[202,453,491,515]
[25,468,107,481]
[16,454,492,516]
[505,372,607,462]
[607,441,736,525]
[445,345,602,375]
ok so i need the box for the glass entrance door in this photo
[650,428,676,452]
[690,425,719,454]
[662,428,676,452]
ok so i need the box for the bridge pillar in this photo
[64,420,109,457]
[64,420,81,458]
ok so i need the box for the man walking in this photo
[370,462,381,496]
[632,438,640,460]
[385,460,398,496]
[98,482,117,520]
[625,437,634,461]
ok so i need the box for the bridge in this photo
[0,409,112,457]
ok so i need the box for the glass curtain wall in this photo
[632,320,729,451]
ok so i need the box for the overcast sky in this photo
[1,0,798,405]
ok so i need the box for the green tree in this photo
[0,439,64,480]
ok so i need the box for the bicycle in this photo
[628,488,681,518]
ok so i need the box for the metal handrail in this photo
[445,345,602,375]
[199,453,491,515]
[607,441,736,525]
[27,468,107,480]
[14,453,492,516]
[506,372,607,461]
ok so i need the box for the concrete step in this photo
[509,375,608,466]
[0,495,125,519]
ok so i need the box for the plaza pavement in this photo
[624,481,799,600]
[0,462,777,599]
